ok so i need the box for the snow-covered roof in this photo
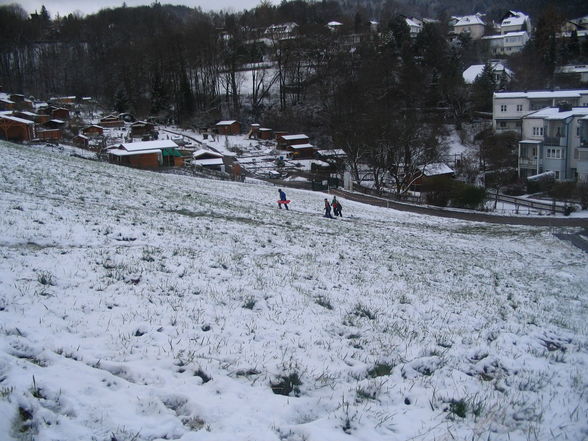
[289,143,316,149]
[15,111,38,117]
[0,114,34,125]
[519,139,542,144]
[0,98,15,104]
[524,107,588,120]
[454,14,484,27]
[281,134,309,141]
[50,119,65,124]
[317,149,346,157]
[216,120,238,126]
[527,170,555,181]
[108,149,161,157]
[501,11,529,28]
[328,21,343,27]
[481,34,504,40]
[193,149,223,159]
[556,65,588,74]
[502,30,528,37]
[463,62,512,84]
[494,90,588,99]
[418,163,454,176]
[115,140,178,152]
[405,18,422,28]
[192,158,224,166]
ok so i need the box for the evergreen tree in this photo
[471,62,495,112]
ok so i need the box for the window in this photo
[555,171,560,179]
[499,121,507,128]
[577,126,581,137]
[532,127,544,136]
[546,148,562,159]
[500,105,507,112]
[516,104,523,111]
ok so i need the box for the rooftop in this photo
[524,107,588,120]
[494,90,588,99]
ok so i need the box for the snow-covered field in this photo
[0,140,587,441]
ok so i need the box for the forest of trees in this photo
[1,0,587,194]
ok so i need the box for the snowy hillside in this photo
[0,140,587,441]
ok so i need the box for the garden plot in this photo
[0,140,587,441]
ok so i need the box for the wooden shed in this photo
[99,115,125,128]
[51,107,70,120]
[0,98,15,111]
[130,121,155,138]
[107,140,182,169]
[277,134,309,149]
[259,128,274,140]
[73,134,89,148]
[286,143,318,159]
[82,125,104,137]
[191,149,225,170]
[0,114,35,142]
[215,120,241,135]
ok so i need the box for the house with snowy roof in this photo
[463,62,513,86]
[482,11,530,55]
[276,133,310,149]
[0,113,35,142]
[518,105,588,182]
[107,140,183,169]
[499,11,531,34]
[191,149,226,169]
[405,17,422,38]
[492,89,588,134]
[452,14,485,40]
[215,120,241,135]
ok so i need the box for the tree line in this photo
[1,0,587,195]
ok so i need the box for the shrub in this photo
[367,362,394,378]
[270,372,302,396]
[450,182,487,210]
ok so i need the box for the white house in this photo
[482,11,530,55]
[499,11,531,34]
[405,17,422,38]
[452,14,485,40]
[518,106,588,182]
[492,89,588,134]
[463,62,513,86]
[555,65,588,84]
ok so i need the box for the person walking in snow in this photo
[278,189,289,210]
[332,196,342,217]
[324,198,333,218]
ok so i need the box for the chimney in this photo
[558,101,572,112]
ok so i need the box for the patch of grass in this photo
[368,363,394,378]
[352,303,376,320]
[314,295,333,310]
[194,369,212,384]
[37,271,55,286]
[449,399,467,418]
[242,296,256,310]
[270,372,302,397]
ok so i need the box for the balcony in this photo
[544,136,566,147]
[519,158,538,167]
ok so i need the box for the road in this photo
[330,188,588,228]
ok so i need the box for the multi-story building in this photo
[451,14,486,40]
[518,106,588,181]
[482,11,531,55]
[492,90,588,134]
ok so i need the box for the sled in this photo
[277,200,291,204]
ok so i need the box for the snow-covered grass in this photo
[0,140,587,441]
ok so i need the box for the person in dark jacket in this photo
[332,196,342,217]
[324,198,333,218]
[278,189,289,210]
